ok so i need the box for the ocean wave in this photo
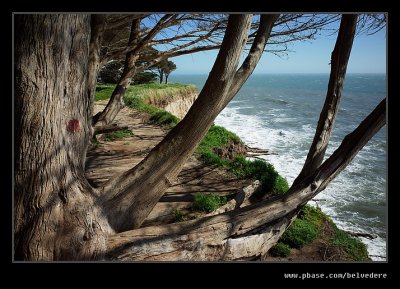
[215,99,387,261]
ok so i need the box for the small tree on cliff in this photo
[163,60,176,84]
[14,14,385,261]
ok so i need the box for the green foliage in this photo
[90,138,101,148]
[122,82,196,128]
[150,111,179,127]
[173,210,185,223]
[133,72,158,85]
[298,205,332,228]
[281,218,319,248]
[276,205,369,261]
[97,61,123,84]
[192,193,227,213]
[197,125,242,154]
[274,175,290,195]
[95,84,116,101]
[269,242,291,257]
[196,125,289,195]
[332,230,369,261]
[104,129,134,141]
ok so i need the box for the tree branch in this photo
[292,14,358,186]
[99,14,253,232]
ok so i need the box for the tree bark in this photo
[293,15,358,186]
[93,19,141,126]
[105,98,385,260]
[87,15,107,137]
[14,14,113,261]
[100,15,254,232]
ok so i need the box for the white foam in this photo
[215,105,387,261]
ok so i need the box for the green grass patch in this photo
[197,130,289,194]
[173,210,186,223]
[192,193,228,213]
[95,84,116,101]
[269,242,291,257]
[104,129,134,141]
[331,230,369,261]
[281,217,319,248]
[150,111,179,127]
[197,125,242,155]
[123,82,195,128]
[276,205,369,261]
[280,205,327,249]
[197,125,289,195]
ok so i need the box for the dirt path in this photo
[85,101,252,227]
[86,102,330,261]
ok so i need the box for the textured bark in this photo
[100,15,254,231]
[93,19,141,126]
[293,15,358,186]
[14,14,113,261]
[105,98,385,261]
[87,15,107,135]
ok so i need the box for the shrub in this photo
[332,230,369,261]
[269,242,291,257]
[97,61,124,84]
[281,218,319,248]
[104,129,134,141]
[173,210,185,223]
[192,193,227,213]
[133,72,158,84]
[150,111,179,127]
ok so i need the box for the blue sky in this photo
[170,20,386,74]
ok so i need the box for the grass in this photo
[197,125,289,195]
[281,218,319,248]
[95,84,117,101]
[192,193,228,213]
[95,83,195,128]
[269,242,291,257]
[331,229,369,261]
[173,210,186,223]
[276,205,369,261]
[280,205,328,249]
[104,129,134,141]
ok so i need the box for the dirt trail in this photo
[85,101,251,226]
[86,101,335,261]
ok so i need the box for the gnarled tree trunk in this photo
[93,19,140,126]
[14,14,113,261]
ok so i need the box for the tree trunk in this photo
[14,14,113,261]
[293,15,358,186]
[87,15,107,136]
[165,73,169,84]
[100,15,254,232]
[159,70,164,83]
[93,19,140,126]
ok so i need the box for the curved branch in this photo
[293,14,358,186]
[99,14,253,232]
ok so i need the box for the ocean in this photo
[169,73,387,261]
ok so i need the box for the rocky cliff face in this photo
[146,91,198,119]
